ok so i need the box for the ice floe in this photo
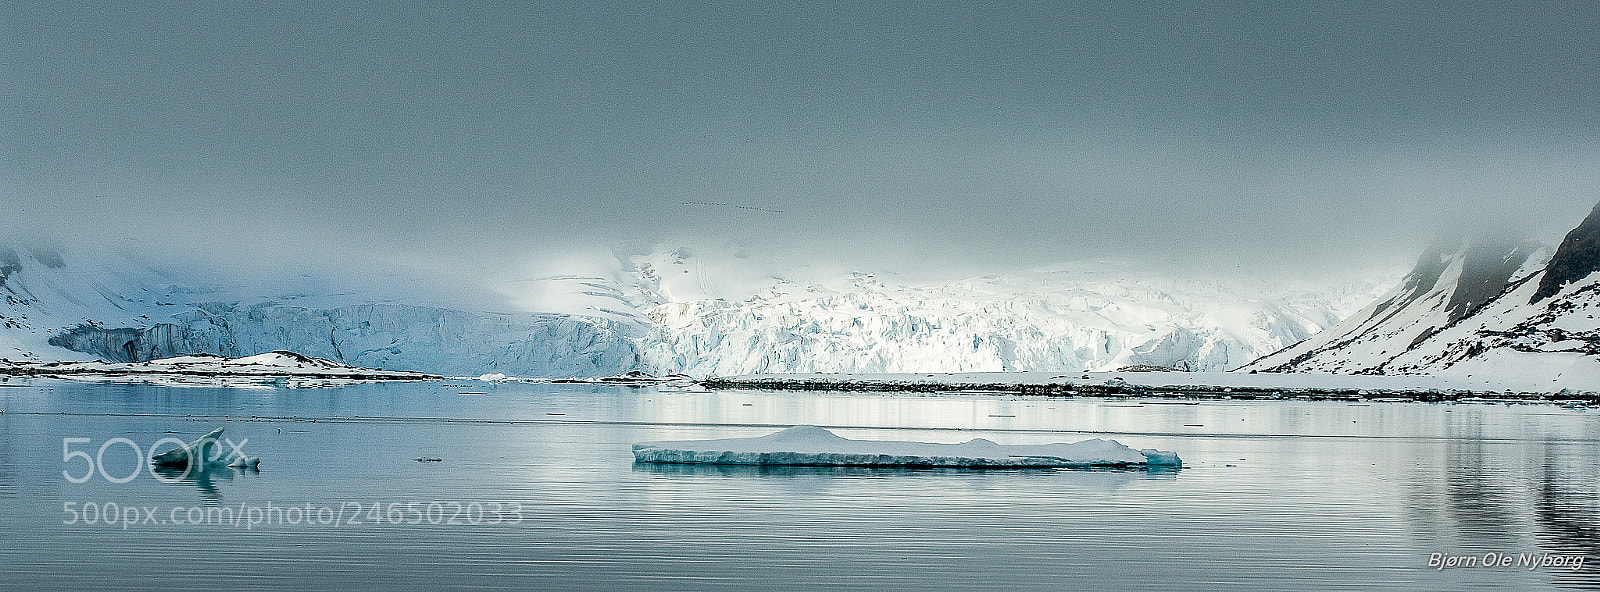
[632,426,1180,468]
[151,426,260,472]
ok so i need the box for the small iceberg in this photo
[151,427,259,472]
[632,426,1180,468]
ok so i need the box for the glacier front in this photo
[3,241,1394,378]
[0,246,640,378]
[629,246,1394,376]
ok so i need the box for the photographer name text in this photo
[1428,551,1584,572]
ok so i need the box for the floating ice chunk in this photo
[151,427,226,469]
[227,456,261,469]
[1138,448,1182,466]
[633,426,1180,468]
[151,427,259,472]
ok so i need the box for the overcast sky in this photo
[4,1,1599,284]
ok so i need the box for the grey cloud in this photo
[4,1,1598,286]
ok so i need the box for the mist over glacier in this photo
[2,240,1397,377]
[617,242,1397,375]
[7,3,1600,381]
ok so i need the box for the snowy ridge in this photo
[0,245,180,361]
[1376,204,1600,388]
[1378,268,1600,388]
[632,425,1181,468]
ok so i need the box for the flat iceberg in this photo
[633,426,1181,468]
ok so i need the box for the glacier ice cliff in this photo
[46,303,638,378]
[0,247,638,377]
[4,241,1391,378]
[628,252,1386,376]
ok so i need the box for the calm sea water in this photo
[0,377,1596,591]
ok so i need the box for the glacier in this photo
[46,303,637,378]
[632,426,1181,468]
[627,246,1392,376]
[2,240,1394,379]
[0,246,639,377]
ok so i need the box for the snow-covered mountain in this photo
[0,247,638,377]
[1242,202,1600,389]
[625,245,1392,376]
[2,240,1394,379]
[1240,237,1550,374]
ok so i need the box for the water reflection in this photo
[1443,438,1523,545]
[1532,450,1600,590]
[1430,432,1600,590]
[4,381,1598,591]
[151,463,260,504]
[632,461,1178,479]
[0,418,15,498]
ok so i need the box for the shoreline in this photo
[702,371,1599,403]
[0,366,440,381]
[0,352,441,382]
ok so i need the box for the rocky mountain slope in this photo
[1243,202,1600,389]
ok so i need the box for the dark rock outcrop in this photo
[1445,236,1544,324]
[0,248,21,290]
[1533,201,1600,303]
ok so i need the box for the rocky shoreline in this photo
[703,372,1599,404]
[0,351,440,381]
